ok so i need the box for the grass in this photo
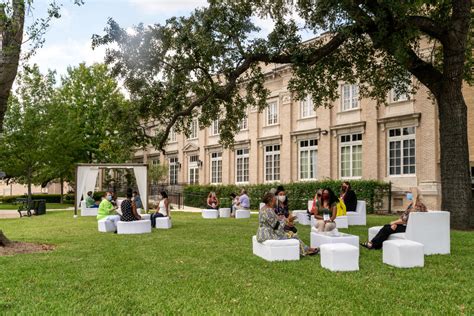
[0,211,472,314]
[0,203,72,210]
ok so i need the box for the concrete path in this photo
[0,205,258,219]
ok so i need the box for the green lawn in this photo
[0,203,72,210]
[0,211,472,314]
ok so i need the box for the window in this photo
[169,157,179,185]
[210,119,220,136]
[388,127,416,175]
[300,95,316,118]
[188,155,199,184]
[210,152,222,184]
[169,127,177,142]
[187,119,198,140]
[236,148,249,183]
[299,139,318,180]
[390,74,411,103]
[340,133,362,178]
[266,102,278,126]
[238,115,248,131]
[341,84,359,111]
[150,157,160,166]
[265,145,280,182]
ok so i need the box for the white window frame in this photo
[235,148,249,184]
[298,139,318,180]
[341,84,359,111]
[188,155,199,184]
[168,157,179,185]
[238,115,248,131]
[266,101,278,126]
[264,144,280,182]
[168,127,177,143]
[210,119,220,136]
[387,127,416,176]
[339,133,363,179]
[210,152,222,184]
[300,95,316,119]
[390,74,411,103]
[187,119,198,140]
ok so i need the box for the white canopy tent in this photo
[75,163,148,216]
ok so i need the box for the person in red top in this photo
[207,191,219,210]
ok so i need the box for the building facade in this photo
[134,60,474,212]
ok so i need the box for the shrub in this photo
[183,180,390,213]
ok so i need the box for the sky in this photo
[26,0,284,77]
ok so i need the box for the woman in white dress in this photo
[151,191,170,227]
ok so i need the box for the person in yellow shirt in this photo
[97,192,120,231]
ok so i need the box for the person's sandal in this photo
[307,248,319,256]
[360,242,373,249]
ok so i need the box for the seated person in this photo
[236,188,250,210]
[133,191,143,210]
[85,191,98,208]
[309,189,322,218]
[97,192,120,231]
[275,185,297,233]
[257,192,318,256]
[314,188,338,233]
[150,191,170,228]
[120,188,141,222]
[362,188,427,249]
[340,181,357,212]
[207,192,219,209]
[230,193,239,216]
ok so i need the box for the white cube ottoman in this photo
[82,208,98,217]
[140,214,151,220]
[155,217,172,229]
[293,210,311,226]
[320,243,359,272]
[98,219,116,233]
[202,209,218,219]
[368,226,406,241]
[383,240,424,268]
[310,228,359,249]
[219,208,231,218]
[252,236,299,261]
[236,209,251,219]
[335,216,348,229]
[117,220,152,234]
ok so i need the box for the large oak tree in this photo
[95,1,473,228]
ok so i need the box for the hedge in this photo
[183,180,390,213]
[0,194,76,204]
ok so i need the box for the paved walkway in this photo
[0,205,258,219]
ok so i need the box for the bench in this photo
[252,235,299,261]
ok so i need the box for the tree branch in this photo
[406,16,448,45]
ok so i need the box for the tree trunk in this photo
[0,230,12,246]
[0,0,26,131]
[27,167,32,203]
[60,177,64,204]
[437,82,474,229]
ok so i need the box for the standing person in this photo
[257,192,318,256]
[340,181,357,212]
[150,191,170,228]
[85,191,98,208]
[314,188,338,233]
[236,188,250,210]
[132,191,143,212]
[207,192,219,209]
[121,189,142,221]
[361,188,427,249]
[97,192,120,231]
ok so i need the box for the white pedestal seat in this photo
[252,235,299,261]
[117,220,152,234]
